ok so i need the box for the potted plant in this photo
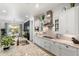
[40,15,45,21]
[1,36,14,50]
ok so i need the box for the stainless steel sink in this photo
[43,36,54,39]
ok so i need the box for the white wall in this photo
[0,21,6,29]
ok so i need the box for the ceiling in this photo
[0,3,69,24]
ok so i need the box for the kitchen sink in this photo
[43,36,54,39]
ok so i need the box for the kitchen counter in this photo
[36,34,79,49]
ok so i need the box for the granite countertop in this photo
[0,37,51,56]
[36,34,79,49]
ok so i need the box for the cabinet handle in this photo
[66,46,68,48]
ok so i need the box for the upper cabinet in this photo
[59,6,79,35]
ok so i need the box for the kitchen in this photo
[33,3,79,56]
[0,3,79,56]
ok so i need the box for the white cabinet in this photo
[34,36,51,52]
[50,42,77,56]
[42,38,51,52]
[49,41,55,54]
[65,7,76,34]
[34,36,38,44]
[34,36,41,46]
[38,38,45,47]
[50,42,61,56]
[34,36,78,56]
[34,36,47,48]
[76,48,79,56]
[59,6,79,35]
[59,11,66,34]
[60,44,77,56]
[36,37,42,46]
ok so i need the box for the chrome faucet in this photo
[56,33,62,39]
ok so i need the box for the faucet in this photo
[56,33,62,39]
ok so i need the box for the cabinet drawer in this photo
[60,44,76,51]
[60,44,77,56]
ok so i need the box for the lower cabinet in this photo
[42,38,51,52]
[34,36,51,52]
[50,42,61,55]
[76,48,79,56]
[34,36,78,56]
[50,43,77,56]
[59,44,77,56]
[33,36,38,43]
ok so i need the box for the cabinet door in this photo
[38,38,45,48]
[66,8,76,34]
[34,36,41,45]
[34,36,38,43]
[49,41,55,54]
[39,38,46,48]
[77,48,79,56]
[59,7,79,35]
[43,39,51,52]
[59,11,66,34]
[34,36,45,48]
[50,42,61,56]
[60,44,77,56]
[36,37,42,46]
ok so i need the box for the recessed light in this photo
[35,4,39,8]
[25,16,28,18]
[2,10,7,13]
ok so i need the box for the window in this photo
[55,19,59,31]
